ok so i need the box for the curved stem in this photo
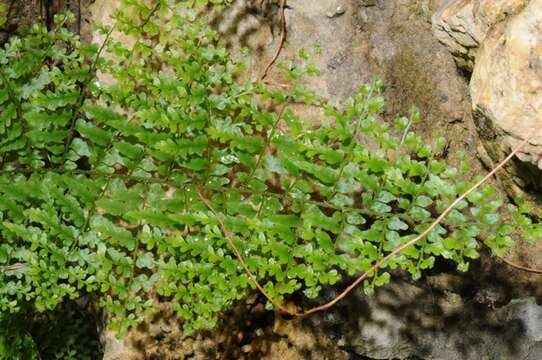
[499,256,542,274]
[297,123,542,317]
[260,0,287,80]
[197,191,290,314]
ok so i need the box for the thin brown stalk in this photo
[199,124,542,317]
[500,256,542,274]
[197,191,290,314]
[0,263,29,271]
[260,0,287,80]
[298,125,542,317]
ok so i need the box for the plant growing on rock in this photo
[0,0,541,352]
[0,4,7,28]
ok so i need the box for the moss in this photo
[386,48,438,122]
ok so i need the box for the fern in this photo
[0,0,540,342]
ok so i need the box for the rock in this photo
[470,0,542,194]
[269,315,348,360]
[432,0,542,198]
[214,0,476,154]
[326,4,347,19]
[101,329,142,360]
[432,0,527,70]
[360,0,477,155]
[431,0,542,273]
[313,278,542,360]
[361,0,378,6]
[210,0,476,163]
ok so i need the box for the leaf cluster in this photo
[0,302,102,359]
[0,0,540,340]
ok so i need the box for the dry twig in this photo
[500,256,542,274]
[260,0,287,80]
[298,125,542,317]
[197,191,291,314]
[0,263,29,271]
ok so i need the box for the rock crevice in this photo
[433,0,542,198]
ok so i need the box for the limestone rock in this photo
[314,278,542,360]
[432,0,542,199]
[470,0,542,192]
[101,329,142,360]
[85,0,136,87]
[432,0,527,70]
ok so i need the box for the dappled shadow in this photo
[141,254,542,359]
[31,299,104,358]
[301,254,542,360]
[116,250,542,359]
[207,0,282,55]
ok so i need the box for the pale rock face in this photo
[86,4,141,358]
[87,0,134,87]
[433,0,542,286]
[470,0,542,175]
[433,0,542,195]
[432,0,527,70]
[100,329,142,360]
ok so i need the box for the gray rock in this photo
[211,0,476,167]
[314,278,542,360]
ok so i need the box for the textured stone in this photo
[470,0,542,193]
[101,329,142,360]
[431,0,542,273]
[313,278,542,360]
[212,0,477,156]
[432,0,527,70]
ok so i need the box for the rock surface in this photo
[433,0,542,199]
[432,0,542,291]
[213,0,479,158]
[432,0,527,70]
[312,276,542,360]
[470,0,542,193]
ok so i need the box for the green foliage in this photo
[190,0,233,8]
[0,314,38,360]
[0,4,7,28]
[0,303,102,359]
[0,0,541,343]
